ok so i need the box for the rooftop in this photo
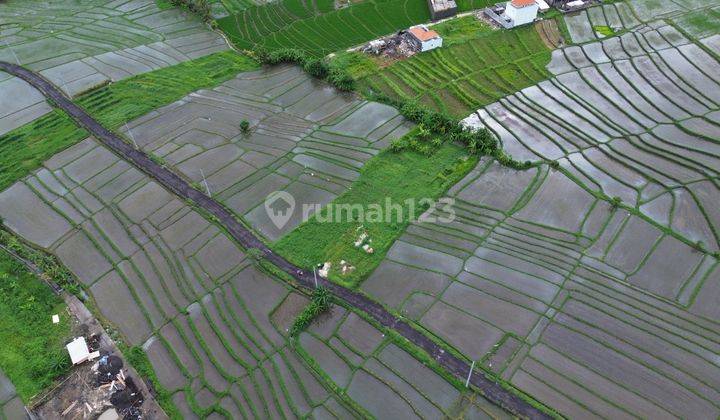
[430,0,457,11]
[408,26,441,42]
[510,0,537,7]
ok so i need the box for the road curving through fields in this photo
[0,60,552,420]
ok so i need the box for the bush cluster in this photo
[380,97,497,156]
[170,0,211,22]
[253,48,355,91]
[289,287,332,337]
[0,230,79,293]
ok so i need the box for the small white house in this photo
[504,0,539,27]
[408,26,443,52]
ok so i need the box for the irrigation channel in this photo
[0,60,551,420]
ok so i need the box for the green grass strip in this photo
[0,246,72,402]
[273,142,478,288]
[0,51,259,192]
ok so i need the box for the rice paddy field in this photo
[0,132,502,419]
[2,0,720,417]
[465,5,720,254]
[216,0,431,56]
[358,24,553,117]
[0,0,228,135]
[115,64,414,241]
[348,0,720,417]
[0,51,260,194]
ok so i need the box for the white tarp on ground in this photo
[66,337,90,365]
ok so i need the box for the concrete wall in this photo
[421,38,443,52]
[505,2,538,26]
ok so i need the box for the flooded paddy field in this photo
[362,157,720,418]
[0,371,25,420]
[0,130,496,418]
[389,2,720,417]
[464,12,720,253]
[0,0,227,135]
[120,64,412,240]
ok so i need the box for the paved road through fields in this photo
[0,60,552,420]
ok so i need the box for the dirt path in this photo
[0,60,552,420]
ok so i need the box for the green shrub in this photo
[304,59,330,78]
[254,47,355,91]
[327,67,355,91]
[375,97,497,155]
[169,0,211,21]
[240,119,250,133]
[289,287,332,337]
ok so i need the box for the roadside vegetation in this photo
[0,246,72,402]
[273,141,478,287]
[0,51,258,192]
[289,287,332,336]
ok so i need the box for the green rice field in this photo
[217,0,431,56]
[358,24,552,116]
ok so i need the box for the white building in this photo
[408,26,443,52]
[504,0,539,26]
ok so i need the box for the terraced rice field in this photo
[563,2,640,43]
[465,11,720,253]
[346,1,720,417]
[363,156,720,418]
[0,371,25,420]
[216,0,430,56]
[359,25,552,117]
[0,51,259,195]
[0,133,499,419]
[119,64,412,240]
[0,0,227,135]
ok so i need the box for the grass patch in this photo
[330,51,382,79]
[289,287,332,336]
[454,0,494,12]
[273,141,477,288]
[432,15,494,46]
[155,0,174,9]
[0,249,72,402]
[0,51,259,192]
[593,25,615,36]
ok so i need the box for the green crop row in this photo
[358,24,552,116]
[217,0,431,56]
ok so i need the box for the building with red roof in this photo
[504,0,539,26]
[407,26,443,52]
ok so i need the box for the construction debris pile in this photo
[361,31,418,59]
[36,332,146,420]
[354,228,374,254]
[316,227,375,279]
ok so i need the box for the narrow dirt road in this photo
[0,61,552,420]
